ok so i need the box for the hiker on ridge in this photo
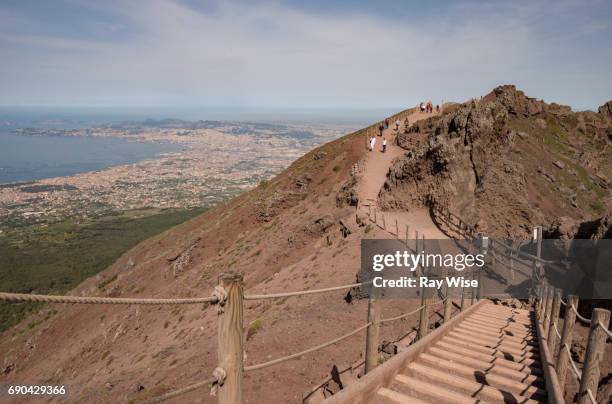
[382,137,387,153]
[395,119,400,131]
[370,136,376,152]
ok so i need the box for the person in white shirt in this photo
[382,137,387,153]
[395,119,400,130]
[370,136,376,152]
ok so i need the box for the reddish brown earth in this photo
[0,108,446,403]
[1,88,610,403]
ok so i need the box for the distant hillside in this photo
[380,85,611,237]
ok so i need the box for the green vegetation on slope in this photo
[0,208,205,333]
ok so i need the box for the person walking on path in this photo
[395,118,400,131]
[382,137,387,153]
[378,123,384,136]
[384,118,389,129]
[370,136,376,152]
[404,117,409,130]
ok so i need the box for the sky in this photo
[0,0,611,112]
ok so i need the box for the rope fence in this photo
[535,284,610,404]
[0,292,219,305]
[244,322,372,372]
[244,281,370,300]
[1,263,464,403]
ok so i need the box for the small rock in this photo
[553,160,565,169]
[543,173,555,183]
[104,382,113,390]
[355,212,368,227]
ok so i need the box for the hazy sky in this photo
[1,0,611,111]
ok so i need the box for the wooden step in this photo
[449,328,538,348]
[441,336,540,363]
[466,316,533,329]
[436,340,543,375]
[405,362,541,404]
[376,387,428,404]
[417,353,547,400]
[475,308,531,318]
[453,324,538,346]
[427,347,543,386]
[462,318,534,333]
[472,309,532,319]
[447,331,538,354]
[468,314,533,327]
[455,324,536,343]
[390,374,490,404]
[457,319,534,335]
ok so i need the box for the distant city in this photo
[0,118,356,228]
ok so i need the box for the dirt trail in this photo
[357,109,445,239]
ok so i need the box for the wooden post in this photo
[543,285,553,335]
[470,268,476,305]
[577,308,611,404]
[418,292,430,340]
[540,284,548,327]
[217,272,244,404]
[443,294,451,323]
[557,295,579,393]
[460,285,466,311]
[364,289,381,374]
[405,224,409,247]
[532,226,542,294]
[547,288,562,354]
[395,219,398,237]
[415,230,419,252]
[537,284,545,319]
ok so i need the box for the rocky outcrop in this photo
[598,100,612,118]
[379,85,611,237]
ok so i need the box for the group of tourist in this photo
[369,135,387,153]
[419,101,439,113]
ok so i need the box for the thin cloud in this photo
[0,0,610,110]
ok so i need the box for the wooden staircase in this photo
[323,301,553,404]
[377,304,545,403]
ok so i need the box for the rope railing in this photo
[379,305,424,324]
[244,322,372,372]
[600,321,612,340]
[244,281,370,300]
[145,376,217,404]
[2,267,462,404]
[564,343,597,404]
[534,285,609,404]
[571,303,592,325]
[0,292,219,305]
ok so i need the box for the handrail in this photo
[0,292,219,305]
[535,286,609,404]
[244,281,371,300]
[244,322,371,372]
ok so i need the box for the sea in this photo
[0,106,390,185]
[0,132,182,184]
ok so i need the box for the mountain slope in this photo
[0,110,425,403]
